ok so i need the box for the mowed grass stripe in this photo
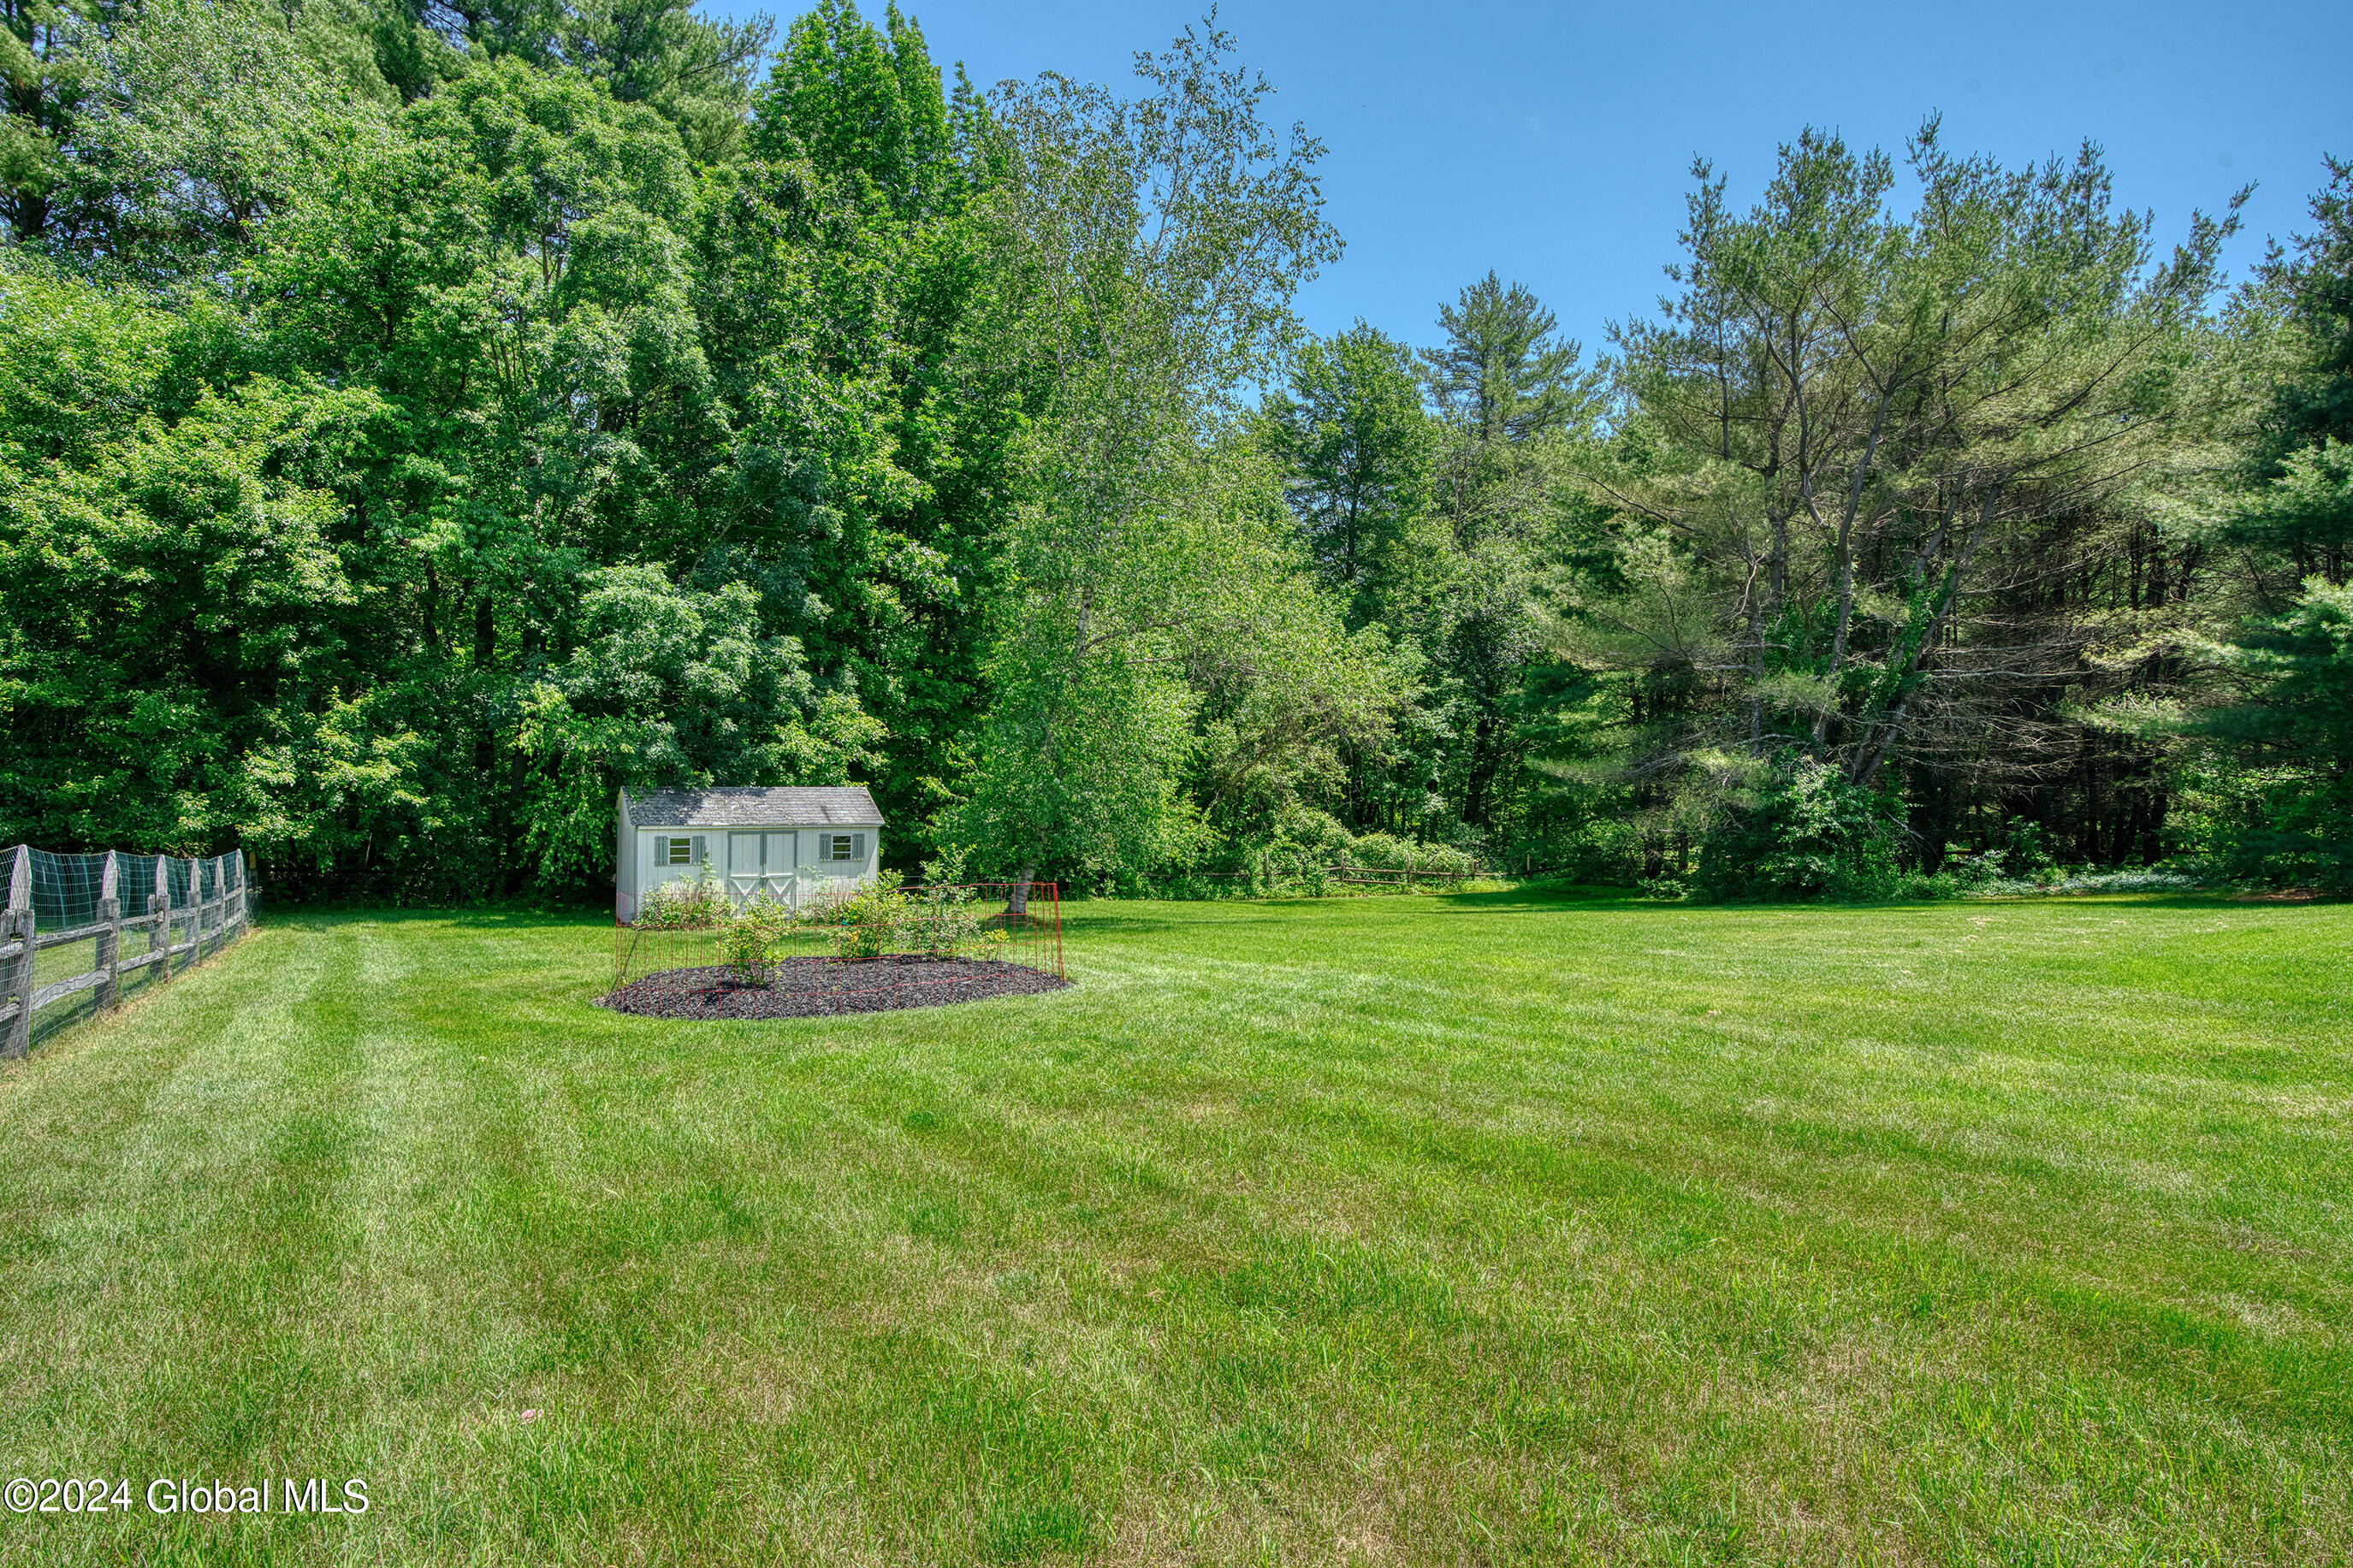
[0,893,2343,1564]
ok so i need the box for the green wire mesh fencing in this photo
[1,846,256,1057]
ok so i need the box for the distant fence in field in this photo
[0,846,256,1058]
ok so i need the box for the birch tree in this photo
[951,18,1366,902]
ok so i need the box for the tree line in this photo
[2,0,2344,898]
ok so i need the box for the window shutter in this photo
[691,834,707,866]
[853,832,867,863]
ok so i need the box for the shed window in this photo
[823,832,863,862]
[661,837,695,866]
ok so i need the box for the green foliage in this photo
[2196,578,2353,890]
[947,26,1379,891]
[814,869,911,959]
[635,860,726,926]
[1340,832,1476,878]
[4,1,2345,906]
[1420,270,1604,445]
[1998,820,2059,879]
[0,3,1011,897]
[394,0,770,159]
[1586,121,2234,793]
[1254,280,1603,863]
[1519,121,2273,893]
[1256,322,1437,626]
[67,0,371,274]
[1694,758,1903,902]
[2233,155,2353,578]
[909,880,998,958]
[753,0,954,214]
[717,888,792,983]
[0,263,394,862]
[2187,163,2353,893]
[517,566,885,889]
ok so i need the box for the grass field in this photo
[0,890,2346,1565]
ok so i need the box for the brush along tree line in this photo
[0,0,2344,898]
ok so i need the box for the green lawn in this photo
[0,891,2347,1565]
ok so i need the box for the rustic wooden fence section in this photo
[1143,864,1489,896]
[0,846,254,1058]
[1319,865,1484,890]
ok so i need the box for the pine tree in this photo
[1420,271,1602,444]
[2236,154,2353,585]
[1257,321,1435,625]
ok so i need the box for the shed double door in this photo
[726,831,802,908]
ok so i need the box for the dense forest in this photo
[2,0,2346,898]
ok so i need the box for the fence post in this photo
[193,856,211,965]
[3,846,31,1060]
[191,858,210,969]
[169,857,190,976]
[96,850,121,1009]
[153,855,168,974]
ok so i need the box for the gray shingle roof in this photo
[624,786,884,828]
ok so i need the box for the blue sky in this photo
[707,0,2352,364]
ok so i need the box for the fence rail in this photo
[1141,864,1488,895]
[1320,865,1483,887]
[0,846,256,1058]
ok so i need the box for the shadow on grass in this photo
[255,885,2318,948]
[1055,885,1674,937]
[1055,882,2301,938]
[258,904,615,932]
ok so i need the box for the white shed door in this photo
[726,831,799,905]
[727,832,764,875]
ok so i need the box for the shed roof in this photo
[624,786,884,828]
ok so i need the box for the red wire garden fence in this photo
[603,880,1064,1021]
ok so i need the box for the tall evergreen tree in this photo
[752,0,953,214]
[1420,269,1603,444]
[2235,154,2353,586]
[1256,321,1434,625]
[388,0,769,157]
[1557,124,2239,886]
[0,0,96,243]
[2194,157,2353,890]
[738,0,1015,861]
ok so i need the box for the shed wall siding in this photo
[614,793,638,920]
[620,822,880,922]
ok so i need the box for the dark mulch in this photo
[598,954,1070,1020]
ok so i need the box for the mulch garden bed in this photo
[598,954,1070,1020]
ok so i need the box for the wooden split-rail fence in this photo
[1320,866,1481,889]
[0,846,254,1059]
[1154,865,1485,891]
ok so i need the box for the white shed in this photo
[616,786,884,923]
